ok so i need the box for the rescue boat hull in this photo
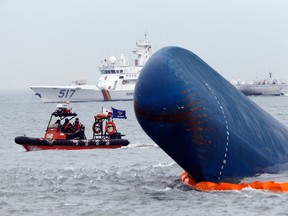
[134,46,288,183]
[15,136,129,151]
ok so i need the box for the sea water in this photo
[1,91,288,216]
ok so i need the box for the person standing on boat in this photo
[73,118,85,139]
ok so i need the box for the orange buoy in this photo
[105,121,117,135]
[94,113,108,120]
[92,121,102,134]
[180,171,288,192]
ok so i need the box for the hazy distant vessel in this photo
[31,35,152,102]
[232,73,287,96]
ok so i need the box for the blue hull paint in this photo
[134,46,288,183]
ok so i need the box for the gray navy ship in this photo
[232,73,287,96]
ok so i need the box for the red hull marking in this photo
[101,89,111,101]
[22,144,123,151]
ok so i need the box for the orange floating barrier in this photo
[180,171,288,192]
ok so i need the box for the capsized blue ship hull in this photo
[134,46,288,183]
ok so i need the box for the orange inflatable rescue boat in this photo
[15,103,129,151]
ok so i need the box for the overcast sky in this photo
[1,0,288,91]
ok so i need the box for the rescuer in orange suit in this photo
[73,118,85,139]
[61,118,73,133]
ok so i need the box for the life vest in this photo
[63,123,70,130]
[73,122,81,131]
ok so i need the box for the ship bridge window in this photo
[111,70,116,73]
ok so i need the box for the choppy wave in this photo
[2,93,288,215]
[0,161,184,216]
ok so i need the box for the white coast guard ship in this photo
[31,36,152,102]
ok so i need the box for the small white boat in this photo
[31,35,152,102]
